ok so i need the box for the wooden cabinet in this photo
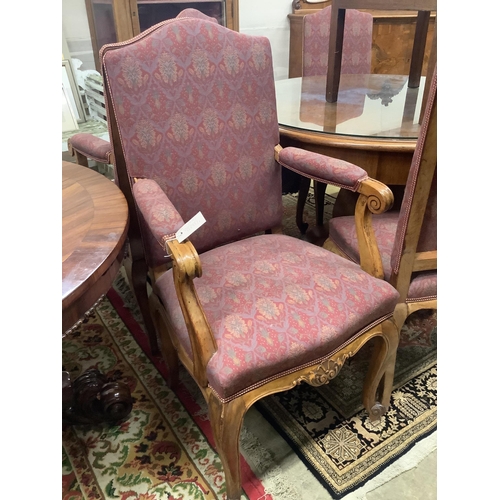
[85,0,239,71]
[288,2,436,78]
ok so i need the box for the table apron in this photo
[62,246,125,335]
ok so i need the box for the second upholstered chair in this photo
[100,18,401,499]
[322,70,437,330]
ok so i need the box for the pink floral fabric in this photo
[278,147,368,190]
[133,179,185,264]
[391,71,437,273]
[329,213,399,280]
[102,18,283,266]
[155,234,400,400]
[407,271,437,301]
[327,211,437,301]
[303,7,373,77]
[69,133,112,164]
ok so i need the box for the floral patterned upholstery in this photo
[329,213,399,279]
[277,146,368,190]
[329,213,437,301]
[66,9,216,173]
[303,7,373,77]
[133,179,185,263]
[155,234,400,400]
[102,18,283,268]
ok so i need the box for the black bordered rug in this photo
[256,310,437,498]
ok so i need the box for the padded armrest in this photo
[68,133,112,164]
[276,146,368,191]
[133,179,185,250]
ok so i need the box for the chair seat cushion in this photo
[155,234,399,400]
[328,214,437,301]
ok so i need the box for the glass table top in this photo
[275,74,425,140]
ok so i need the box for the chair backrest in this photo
[390,69,437,296]
[303,7,372,77]
[101,18,283,268]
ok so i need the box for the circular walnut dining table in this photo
[62,160,132,425]
[276,74,426,233]
[62,161,129,333]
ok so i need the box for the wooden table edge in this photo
[278,125,417,153]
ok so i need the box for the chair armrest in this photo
[165,238,218,386]
[275,145,368,191]
[68,133,113,164]
[132,179,185,251]
[135,179,217,383]
[276,145,395,279]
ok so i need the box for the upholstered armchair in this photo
[101,17,401,499]
[320,70,437,330]
[303,6,373,77]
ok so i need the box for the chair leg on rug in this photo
[207,393,247,500]
[130,257,160,355]
[362,319,399,421]
[149,292,180,390]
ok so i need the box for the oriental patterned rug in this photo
[256,310,437,498]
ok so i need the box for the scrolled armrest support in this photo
[354,179,394,279]
[357,178,394,215]
[164,239,217,386]
[166,239,202,282]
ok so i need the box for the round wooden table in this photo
[62,161,132,425]
[276,74,425,232]
[62,161,129,334]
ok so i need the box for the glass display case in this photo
[85,0,237,71]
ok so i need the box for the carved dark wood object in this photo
[62,368,133,426]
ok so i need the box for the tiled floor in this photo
[62,120,437,500]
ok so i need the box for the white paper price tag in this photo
[175,211,206,243]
